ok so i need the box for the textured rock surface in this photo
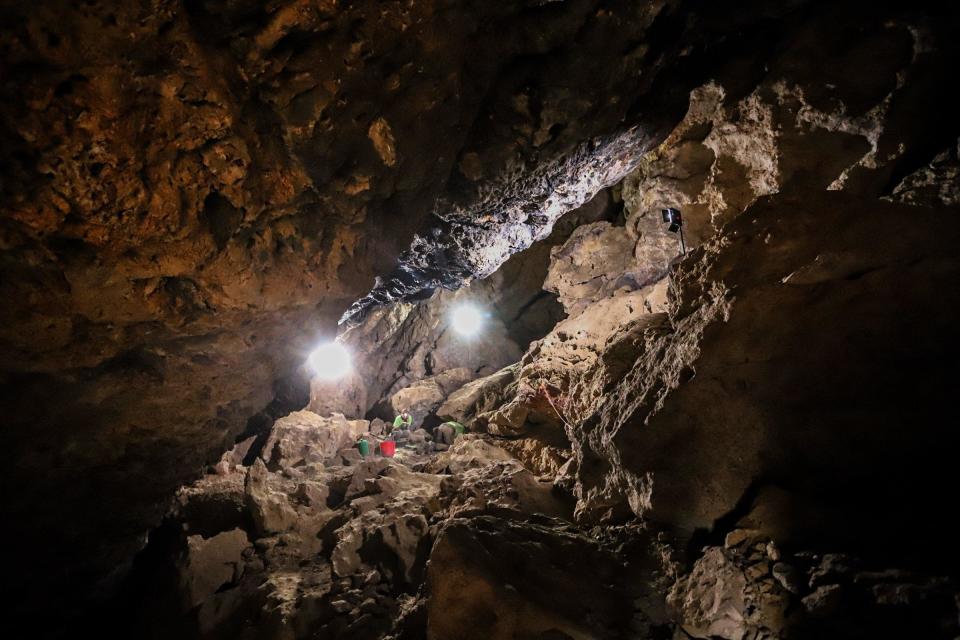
[386,367,475,428]
[308,371,369,419]
[5,0,960,637]
[418,5,960,553]
[1,0,784,622]
[428,5,960,638]
[118,410,589,640]
[262,411,368,469]
[544,220,670,316]
[425,516,633,640]
[667,531,960,640]
[179,528,251,608]
[571,190,960,551]
[339,189,616,421]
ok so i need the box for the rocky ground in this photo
[122,406,959,640]
[122,411,602,639]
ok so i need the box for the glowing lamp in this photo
[308,341,352,380]
[450,303,484,337]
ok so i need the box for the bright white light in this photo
[451,303,484,336]
[308,341,352,380]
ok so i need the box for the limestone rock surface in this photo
[386,367,474,428]
[262,411,369,469]
[425,516,633,640]
[120,401,592,640]
[5,0,774,620]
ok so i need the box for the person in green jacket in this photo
[436,420,466,446]
[391,410,413,440]
[393,410,412,431]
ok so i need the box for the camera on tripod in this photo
[661,207,686,253]
[661,207,682,232]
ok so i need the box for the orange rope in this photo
[539,381,573,429]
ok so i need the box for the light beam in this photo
[450,303,484,337]
[308,341,352,380]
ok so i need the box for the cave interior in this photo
[2,1,960,638]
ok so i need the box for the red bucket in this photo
[379,440,396,458]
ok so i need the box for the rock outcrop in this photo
[262,411,368,469]
[386,367,475,428]
[430,4,960,546]
[427,5,960,638]
[425,516,634,640]
[121,410,588,640]
[669,530,959,640]
[338,189,616,421]
[571,189,960,553]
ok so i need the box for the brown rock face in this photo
[339,189,615,422]
[574,190,960,552]
[425,517,633,640]
[2,0,773,624]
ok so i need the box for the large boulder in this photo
[178,528,251,608]
[444,460,572,521]
[435,364,519,427]
[244,458,300,536]
[424,516,634,640]
[437,283,668,439]
[667,531,960,640]
[309,371,369,419]
[330,463,444,584]
[425,436,516,475]
[387,367,474,427]
[544,220,674,316]
[262,411,369,469]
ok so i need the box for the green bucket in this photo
[357,438,370,457]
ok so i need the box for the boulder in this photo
[387,367,474,427]
[331,465,444,584]
[568,191,960,561]
[544,221,669,316]
[444,460,571,521]
[309,371,368,419]
[173,472,247,538]
[426,436,515,475]
[262,411,369,469]
[215,435,257,471]
[178,528,251,608]
[435,364,519,428]
[668,546,787,640]
[244,459,299,535]
[438,282,667,439]
[497,436,569,478]
[425,516,632,640]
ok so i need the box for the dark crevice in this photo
[685,477,770,567]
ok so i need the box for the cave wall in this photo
[570,190,960,544]
[1,0,818,629]
[562,6,960,554]
[4,0,960,636]
[324,188,616,426]
[422,7,960,631]
[434,0,960,603]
